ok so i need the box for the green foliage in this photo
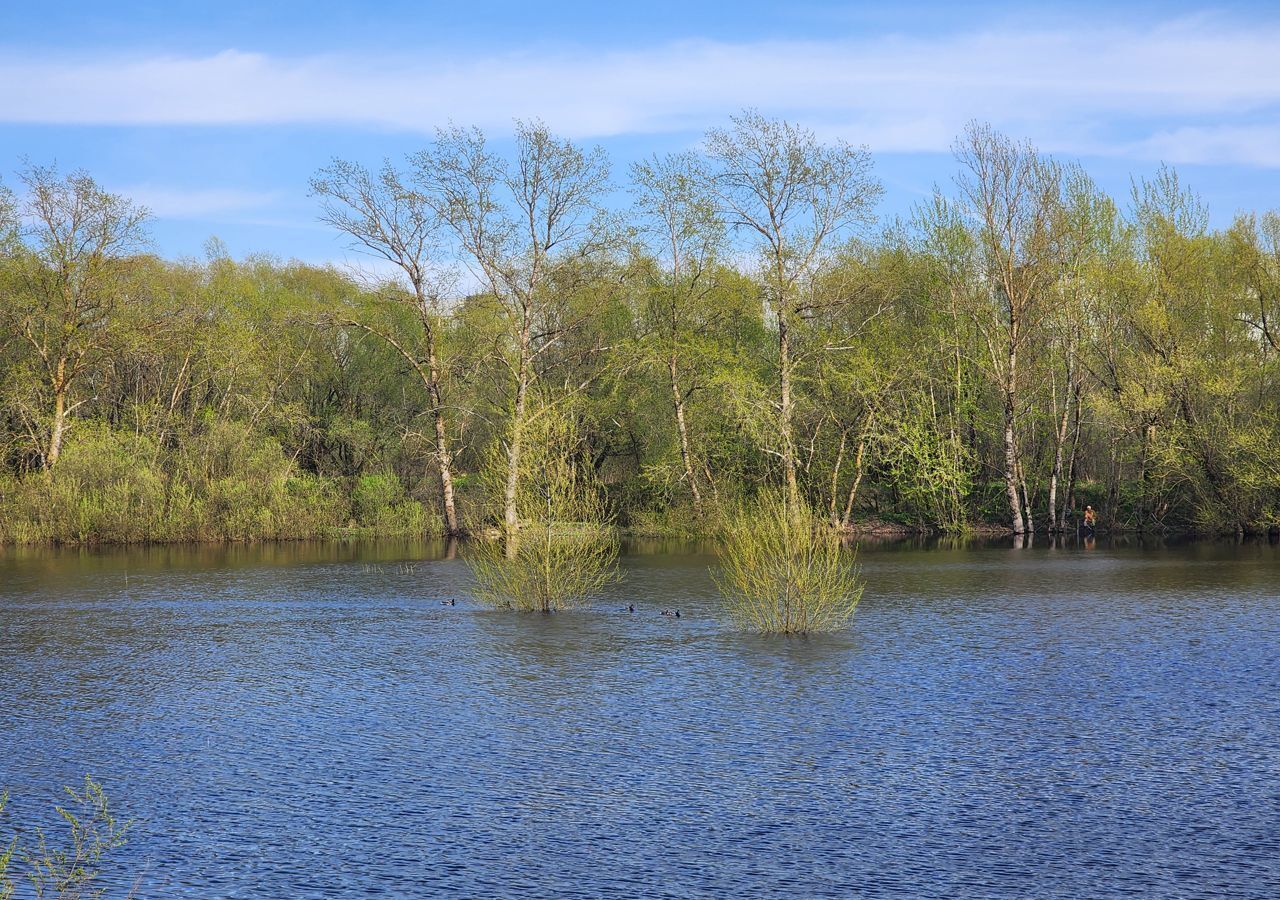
[715,494,863,634]
[347,473,434,536]
[0,792,12,900]
[468,413,618,612]
[468,521,618,613]
[353,473,400,522]
[873,400,974,531]
[2,129,1280,543]
[626,502,716,538]
[0,776,129,900]
[0,422,437,544]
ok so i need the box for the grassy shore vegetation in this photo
[2,115,1279,544]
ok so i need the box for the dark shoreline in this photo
[3,524,1278,552]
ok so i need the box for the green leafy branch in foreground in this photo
[0,793,13,900]
[0,776,130,900]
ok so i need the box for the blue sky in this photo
[3,1,1280,265]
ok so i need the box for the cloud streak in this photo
[4,16,1279,164]
[118,186,283,218]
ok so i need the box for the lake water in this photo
[2,537,1279,898]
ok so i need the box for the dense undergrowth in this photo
[0,423,437,544]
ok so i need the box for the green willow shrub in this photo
[349,472,436,535]
[352,473,402,523]
[626,500,734,539]
[469,522,618,612]
[0,425,170,543]
[0,792,11,900]
[626,501,701,538]
[715,493,863,634]
[468,415,618,612]
[873,401,973,532]
[378,500,434,536]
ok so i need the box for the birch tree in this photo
[1045,167,1114,531]
[414,121,611,536]
[311,158,462,534]
[702,110,882,508]
[629,152,728,515]
[952,123,1062,534]
[11,165,149,470]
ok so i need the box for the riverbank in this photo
[4,517,1274,549]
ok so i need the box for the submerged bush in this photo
[468,415,618,612]
[715,494,863,634]
[469,522,618,613]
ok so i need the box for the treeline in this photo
[1,113,1278,543]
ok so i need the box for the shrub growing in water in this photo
[715,494,863,634]
[468,417,618,612]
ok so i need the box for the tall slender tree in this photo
[11,165,149,470]
[629,151,730,515]
[311,158,462,534]
[952,123,1062,534]
[702,111,882,507]
[414,121,611,536]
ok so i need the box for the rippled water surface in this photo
[2,537,1279,897]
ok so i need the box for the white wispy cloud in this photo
[1124,125,1280,168]
[117,185,283,218]
[3,16,1279,164]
